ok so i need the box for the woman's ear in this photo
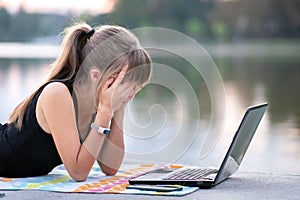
[90,68,101,82]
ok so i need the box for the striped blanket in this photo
[0,164,198,196]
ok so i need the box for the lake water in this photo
[0,43,299,175]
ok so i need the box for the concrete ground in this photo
[1,172,299,200]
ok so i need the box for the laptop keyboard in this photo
[165,168,218,180]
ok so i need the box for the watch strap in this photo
[90,123,111,135]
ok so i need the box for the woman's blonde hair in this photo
[9,22,152,129]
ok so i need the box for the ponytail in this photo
[48,22,92,81]
[9,21,93,129]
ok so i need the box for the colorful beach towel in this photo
[0,164,198,196]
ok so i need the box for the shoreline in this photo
[0,41,299,59]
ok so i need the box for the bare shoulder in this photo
[36,81,75,133]
[39,82,73,106]
[42,82,70,96]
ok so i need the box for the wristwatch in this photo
[90,123,111,135]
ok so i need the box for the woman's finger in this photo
[103,77,115,90]
[112,65,128,87]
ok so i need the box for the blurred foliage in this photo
[210,0,300,40]
[109,0,214,41]
[109,0,300,41]
[0,0,299,42]
[0,7,70,42]
[211,21,231,42]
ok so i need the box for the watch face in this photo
[103,129,111,135]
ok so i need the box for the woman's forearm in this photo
[71,107,112,181]
[98,108,125,175]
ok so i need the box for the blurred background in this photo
[0,0,299,174]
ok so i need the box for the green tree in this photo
[0,7,70,42]
[109,0,215,40]
[0,8,12,41]
[185,18,206,39]
[211,21,230,41]
[210,0,300,39]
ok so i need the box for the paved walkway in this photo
[1,172,299,200]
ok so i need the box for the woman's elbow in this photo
[70,172,88,182]
[99,161,120,176]
[103,168,118,176]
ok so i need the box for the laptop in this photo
[129,103,268,188]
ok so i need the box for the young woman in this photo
[0,22,152,181]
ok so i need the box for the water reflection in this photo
[216,57,300,129]
[0,55,299,174]
[0,59,51,120]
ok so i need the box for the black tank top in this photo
[0,80,73,177]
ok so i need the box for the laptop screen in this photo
[230,105,267,165]
[215,103,268,184]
